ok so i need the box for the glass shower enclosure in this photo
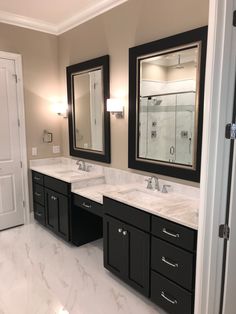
[138,91,196,166]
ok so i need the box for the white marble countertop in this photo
[30,163,104,183]
[72,183,199,230]
[30,157,199,230]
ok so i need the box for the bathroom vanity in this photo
[32,170,70,241]
[30,157,198,314]
[31,159,105,244]
[103,197,197,314]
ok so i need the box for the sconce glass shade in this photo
[106,98,124,118]
[51,101,68,118]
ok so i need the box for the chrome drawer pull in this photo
[161,291,178,305]
[34,176,40,181]
[35,212,42,217]
[162,228,180,238]
[161,256,178,268]
[82,202,91,209]
[118,228,123,233]
[35,192,41,197]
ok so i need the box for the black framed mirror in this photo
[128,26,207,182]
[67,55,110,163]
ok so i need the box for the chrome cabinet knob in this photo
[122,230,127,236]
[118,228,123,233]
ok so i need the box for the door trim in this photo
[195,0,236,313]
[0,51,30,225]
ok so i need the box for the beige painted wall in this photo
[0,22,61,161]
[58,0,209,186]
[142,61,196,82]
[167,61,196,81]
[142,63,167,81]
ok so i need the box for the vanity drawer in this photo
[33,203,45,225]
[104,197,150,232]
[152,216,197,251]
[33,184,45,206]
[44,175,70,196]
[73,194,103,217]
[151,237,195,291]
[32,171,44,186]
[151,271,193,314]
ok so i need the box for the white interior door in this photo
[0,57,24,230]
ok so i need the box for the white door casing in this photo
[223,138,236,313]
[195,0,236,313]
[0,52,29,230]
[221,2,236,312]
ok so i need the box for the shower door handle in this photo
[170,146,175,155]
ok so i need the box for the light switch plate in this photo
[53,145,60,154]
[32,147,37,156]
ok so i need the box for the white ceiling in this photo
[0,0,128,35]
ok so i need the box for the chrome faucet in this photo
[145,177,153,189]
[145,176,160,191]
[76,160,86,171]
[151,176,160,191]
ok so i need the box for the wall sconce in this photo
[51,100,68,118]
[107,98,124,118]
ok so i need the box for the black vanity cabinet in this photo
[103,197,151,297]
[150,216,197,314]
[32,171,70,242]
[71,194,103,246]
[32,171,45,225]
[103,197,198,314]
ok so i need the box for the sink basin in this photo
[56,170,85,176]
[119,188,163,204]
[55,170,89,178]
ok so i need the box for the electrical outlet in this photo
[53,145,60,154]
[32,147,37,156]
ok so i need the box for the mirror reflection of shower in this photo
[138,46,197,167]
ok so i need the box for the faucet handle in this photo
[162,184,171,193]
[76,160,83,170]
[145,177,153,190]
[86,165,92,172]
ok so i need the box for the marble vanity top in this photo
[30,158,104,183]
[72,182,199,230]
[30,157,199,230]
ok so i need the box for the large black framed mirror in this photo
[67,55,110,163]
[128,27,207,182]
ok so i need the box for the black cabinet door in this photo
[104,215,150,297]
[104,215,128,277]
[57,193,69,241]
[45,188,58,232]
[45,188,69,241]
[126,224,150,296]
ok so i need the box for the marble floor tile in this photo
[0,223,166,314]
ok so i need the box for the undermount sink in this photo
[119,188,164,203]
[55,170,86,177]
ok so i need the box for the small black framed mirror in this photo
[67,55,110,163]
[128,27,208,182]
